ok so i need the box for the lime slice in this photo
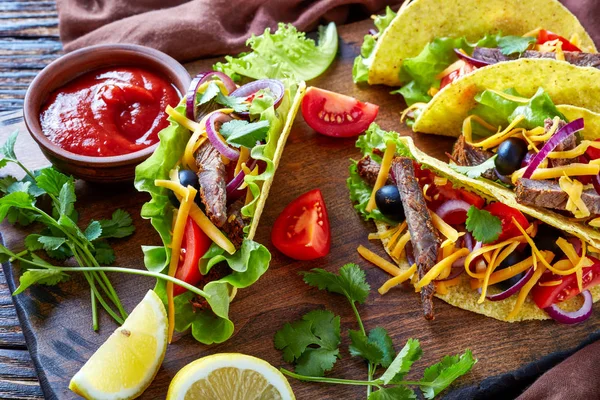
[69,290,168,400]
[167,353,295,400]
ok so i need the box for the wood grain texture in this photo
[2,10,600,400]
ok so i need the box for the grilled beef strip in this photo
[356,155,395,186]
[392,157,440,320]
[222,198,246,249]
[451,135,496,180]
[195,141,228,228]
[471,47,600,68]
[515,178,600,214]
[544,118,574,168]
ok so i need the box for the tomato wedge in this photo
[440,61,477,90]
[301,87,379,137]
[271,189,331,260]
[532,257,600,308]
[484,203,530,242]
[585,139,600,160]
[174,217,212,296]
[537,29,581,52]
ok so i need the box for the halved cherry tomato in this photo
[440,61,477,90]
[537,29,581,52]
[484,202,530,242]
[301,87,379,137]
[532,257,600,308]
[174,217,212,296]
[271,189,331,260]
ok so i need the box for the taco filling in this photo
[448,87,600,230]
[349,124,600,323]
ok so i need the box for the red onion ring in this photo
[435,199,471,224]
[206,112,239,161]
[226,158,258,196]
[566,237,582,256]
[523,119,584,179]
[231,79,285,109]
[464,232,474,252]
[544,290,593,324]
[436,266,464,282]
[479,267,535,301]
[186,72,237,120]
[453,48,490,68]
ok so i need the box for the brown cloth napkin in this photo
[56,0,400,61]
[517,339,600,400]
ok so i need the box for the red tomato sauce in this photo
[39,67,180,157]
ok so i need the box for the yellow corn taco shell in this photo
[369,0,596,86]
[374,136,600,321]
[412,58,600,136]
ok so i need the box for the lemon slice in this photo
[69,290,168,400]
[167,353,295,400]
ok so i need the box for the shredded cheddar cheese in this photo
[357,245,403,276]
[166,105,201,132]
[539,280,563,287]
[416,248,469,289]
[378,264,417,295]
[468,115,526,149]
[507,261,547,320]
[235,146,251,176]
[366,141,396,213]
[513,163,600,184]
[464,236,527,279]
[558,176,590,218]
[391,231,411,259]
[182,108,234,171]
[368,225,399,240]
[548,140,600,159]
[430,210,461,245]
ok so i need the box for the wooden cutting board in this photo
[2,19,599,399]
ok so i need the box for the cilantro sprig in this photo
[465,205,502,244]
[0,131,213,331]
[276,264,476,399]
[449,155,497,179]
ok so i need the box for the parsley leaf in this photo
[498,35,536,55]
[349,330,385,365]
[274,310,341,377]
[24,234,43,251]
[58,181,76,217]
[302,263,370,304]
[220,120,270,148]
[84,220,102,242]
[98,209,135,239]
[93,241,116,265]
[13,269,70,295]
[380,339,423,384]
[449,155,497,179]
[420,350,477,399]
[35,168,72,198]
[368,386,416,400]
[0,130,18,164]
[465,206,502,244]
[37,236,66,251]
[196,82,221,106]
[367,327,395,368]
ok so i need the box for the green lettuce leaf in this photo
[353,6,397,83]
[471,87,566,131]
[215,23,337,82]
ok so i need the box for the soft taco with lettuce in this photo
[349,124,600,324]
[353,0,597,112]
[409,58,600,240]
[133,21,342,345]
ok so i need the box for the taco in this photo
[349,124,600,323]
[353,0,597,111]
[134,72,305,344]
[409,58,600,239]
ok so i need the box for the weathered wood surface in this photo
[2,4,600,400]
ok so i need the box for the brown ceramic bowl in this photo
[23,44,191,183]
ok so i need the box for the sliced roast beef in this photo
[471,47,600,69]
[195,141,227,227]
[545,118,574,168]
[356,155,394,186]
[222,198,246,249]
[515,178,600,214]
[392,157,440,320]
[451,135,496,180]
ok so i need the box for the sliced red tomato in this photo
[458,189,485,209]
[271,189,331,260]
[484,202,530,242]
[537,29,581,52]
[301,87,379,137]
[440,61,477,90]
[532,257,600,308]
[174,217,212,296]
[585,139,600,160]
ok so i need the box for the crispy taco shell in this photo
[369,0,596,86]
[376,136,600,321]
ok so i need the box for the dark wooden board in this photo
[2,17,600,400]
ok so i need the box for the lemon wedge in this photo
[69,290,168,400]
[167,353,295,400]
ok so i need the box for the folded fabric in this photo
[56,0,400,61]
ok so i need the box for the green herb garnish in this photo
[465,205,502,244]
[275,264,477,398]
[449,155,497,179]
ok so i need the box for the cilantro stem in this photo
[350,300,365,335]
[367,364,374,396]
[86,272,124,325]
[90,290,97,331]
[280,369,380,386]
